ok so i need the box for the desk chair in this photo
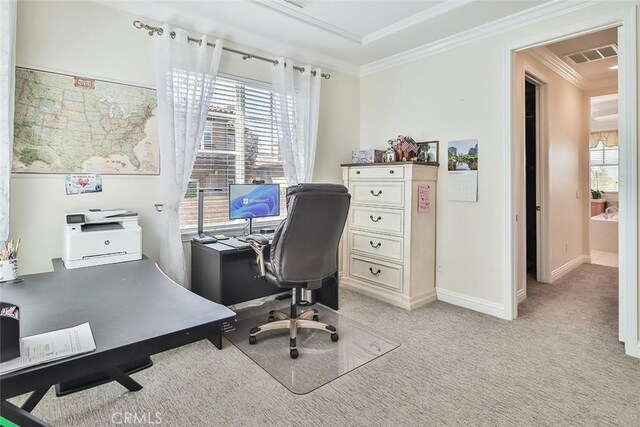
[246,184,351,359]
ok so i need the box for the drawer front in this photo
[349,166,404,180]
[351,231,403,262]
[350,256,403,291]
[351,206,403,234]
[351,182,404,207]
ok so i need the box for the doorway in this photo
[505,8,638,358]
[525,79,538,278]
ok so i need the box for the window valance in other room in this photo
[590,130,618,148]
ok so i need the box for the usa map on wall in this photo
[13,67,159,174]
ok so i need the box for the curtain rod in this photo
[133,20,331,79]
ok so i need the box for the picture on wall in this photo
[13,67,159,175]
[447,139,479,202]
[447,139,478,171]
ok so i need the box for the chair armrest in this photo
[246,235,269,277]
[246,234,269,246]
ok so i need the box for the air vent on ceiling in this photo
[565,44,618,65]
[281,0,316,8]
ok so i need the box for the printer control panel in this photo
[66,214,86,225]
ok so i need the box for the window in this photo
[180,75,287,230]
[590,140,619,192]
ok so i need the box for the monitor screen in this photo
[229,184,281,220]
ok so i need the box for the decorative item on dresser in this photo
[340,162,438,310]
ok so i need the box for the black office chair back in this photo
[270,184,350,285]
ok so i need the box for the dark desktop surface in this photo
[0,258,236,400]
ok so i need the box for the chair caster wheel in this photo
[290,349,299,359]
[268,316,275,323]
[331,333,339,342]
[249,336,257,345]
[313,315,319,321]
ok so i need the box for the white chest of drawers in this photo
[340,162,438,310]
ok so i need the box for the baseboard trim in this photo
[550,255,589,283]
[436,287,505,318]
[517,287,526,303]
[340,277,436,310]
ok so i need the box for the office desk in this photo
[191,239,339,310]
[0,258,236,427]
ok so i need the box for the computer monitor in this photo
[229,183,280,220]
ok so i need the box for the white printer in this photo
[62,208,142,269]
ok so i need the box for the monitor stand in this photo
[248,218,254,235]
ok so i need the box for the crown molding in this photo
[360,0,603,76]
[251,0,362,43]
[528,46,619,91]
[528,46,587,89]
[362,0,475,45]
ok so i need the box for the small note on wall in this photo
[418,184,432,213]
[65,174,103,195]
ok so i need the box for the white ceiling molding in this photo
[528,46,587,89]
[251,0,362,43]
[361,0,476,45]
[528,46,618,91]
[360,0,603,76]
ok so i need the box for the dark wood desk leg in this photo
[105,367,143,392]
[1,400,52,427]
[208,333,222,350]
[21,387,50,412]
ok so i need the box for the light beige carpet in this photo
[13,263,640,426]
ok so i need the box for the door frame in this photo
[504,6,638,357]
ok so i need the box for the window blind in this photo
[590,141,619,192]
[180,75,286,229]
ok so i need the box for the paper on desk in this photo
[0,322,96,375]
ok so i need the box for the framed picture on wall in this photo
[417,141,439,164]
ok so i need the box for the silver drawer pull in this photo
[369,241,381,249]
[369,267,381,276]
[369,215,382,222]
[370,190,383,196]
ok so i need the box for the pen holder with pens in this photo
[1,239,20,283]
[0,259,18,283]
[0,302,20,362]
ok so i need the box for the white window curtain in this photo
[272,58,322,185]
[155,25,223,285]
[0,0,17,243]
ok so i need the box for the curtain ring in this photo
[273,60,279,66]
[170,31,176,39]
[198,39,203,46]
[243,54,253,60]
[154,204,164,213]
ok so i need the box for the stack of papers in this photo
[0,322,96,375]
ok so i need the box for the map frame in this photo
[13,66,160,175]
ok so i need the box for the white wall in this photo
[359,1,636,313]
[11,0,359,275]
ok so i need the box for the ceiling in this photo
[102,0,559,75]
[529,27,618,90]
